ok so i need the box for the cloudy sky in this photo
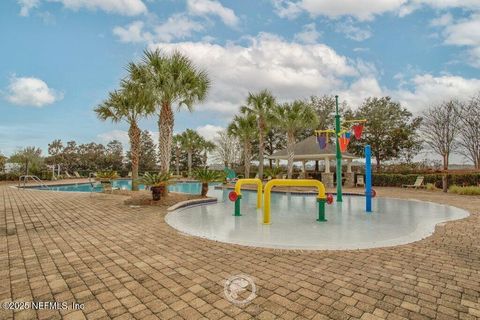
[1,0,479,156]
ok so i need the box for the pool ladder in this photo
[19,175,50,190]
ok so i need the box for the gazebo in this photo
[268,135,358,188]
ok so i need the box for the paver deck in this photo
[1,184,479,319]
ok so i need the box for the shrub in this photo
[372,173,480,187]
[0,173,20,181]
[426,183,436,191]
[449,185,480,195]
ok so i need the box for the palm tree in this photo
[193,169,223,196]
[94,70,154,191]
[272,101,318,179]
[142,49,210,174]
[179,129,204,178]
[200,140,216,169]
[227,113,257,178]
[172,134,182,176]
[240,89,275,179]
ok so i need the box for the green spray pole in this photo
[335,95,343,202]
[234,195,242,216]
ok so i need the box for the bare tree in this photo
[421,100,461,191]
[212,130,240,168]
[456,95,480,169]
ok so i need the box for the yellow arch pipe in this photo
[234,178,263,209]
[263,179,326,224]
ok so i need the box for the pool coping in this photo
[167,197,217,211]
[16,180,217,192]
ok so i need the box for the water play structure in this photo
[230,178,330,224]
[263,179,327,223]
[315,95,367,202]
[229,178,262,216]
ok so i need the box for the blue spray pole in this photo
[365,145,372,213]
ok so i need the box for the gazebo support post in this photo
[344,159,355,188]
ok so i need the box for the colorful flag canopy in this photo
[317,134,327,150]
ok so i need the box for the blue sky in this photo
[1,0,479,157]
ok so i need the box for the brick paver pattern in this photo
[0,184,479,320]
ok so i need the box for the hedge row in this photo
[372,173,480,187]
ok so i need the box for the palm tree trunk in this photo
[258,119,265,179]
[158,102,174,174]
[286,132,295,179]
[188,151,192,178]
[129,122,141,191]
[244,140,251,178]
[201,182,208,196]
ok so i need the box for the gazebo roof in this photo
[268,135,358,161]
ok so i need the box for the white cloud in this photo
[272,0,480,21]
[294,23,321,44]
[410,0,480,11]
[272,0,302,19]
[97,130,129,146]
[154,14,204,42]
[187,0,239,27]
[443,14,480,46]
[435,13,480,68]
[392,74,480,111]
[335,19,372,41]
[48,0,147,16]
[113,15,204,43]
[273,0,407,21]
[196,124,224,141]
[430,13,453,27]
[113,21,151,43]
[17,0,39,16]
[338,77,384,107]
[148,33,358,114]
[5,76,63,107]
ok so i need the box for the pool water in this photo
[34,180,219,195]
[166,189,469,250]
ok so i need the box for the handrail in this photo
[263,179,326,224]
[19,175,50,190]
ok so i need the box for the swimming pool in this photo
[32,180,219,195]
[166,189,469,250]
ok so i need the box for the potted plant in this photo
[96,171,119,184]
[193,169,223,196]
[264,166,283,180]
[138,172,171,201]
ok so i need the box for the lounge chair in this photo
[127,172,132,178]
[73,171,82,178]
[402,176,425,189]
[356,175,365,187]
[65,171,74,179]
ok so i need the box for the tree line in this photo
[1,47,478,188]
